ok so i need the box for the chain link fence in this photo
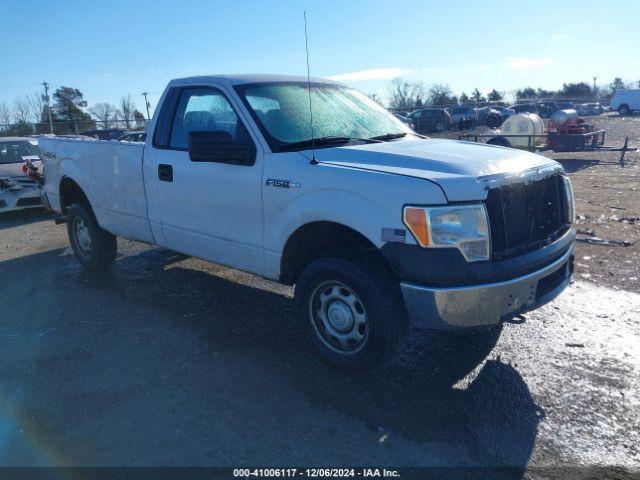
[0,119,148,137]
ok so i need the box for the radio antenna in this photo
[304,11,317,164]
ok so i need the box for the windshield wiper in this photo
[279,136,380,152]
[368,132,410,141]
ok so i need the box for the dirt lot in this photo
[0,116,639,478]
[548,114,640,292]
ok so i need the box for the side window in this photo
[169,88,252,151]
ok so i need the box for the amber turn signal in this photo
[403,207,430,247]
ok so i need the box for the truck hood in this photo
[310,138,561,201]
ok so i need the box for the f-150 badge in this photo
[265,178,301,189]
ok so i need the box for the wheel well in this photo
[59,177,91,214]
[280,222,391,285]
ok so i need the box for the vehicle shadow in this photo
[555,158,611,173]
[0,246,542,474]
[0,208,53,230]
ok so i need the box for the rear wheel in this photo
[618,104,631,116]
[435,121,445,132]
[294,257,407,373]
[66,203,117,270]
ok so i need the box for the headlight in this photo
[561,175,574,223]
[403,204,490,262]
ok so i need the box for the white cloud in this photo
[505,57,555,72]
[328,67,412,82]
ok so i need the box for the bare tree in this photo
[13,97,30,124]
[90,102,116,129]
[112,108,124,129]
[388,79,425,111]
[26,92,45,123]
[120,95,135,129]
[0,102,12,129]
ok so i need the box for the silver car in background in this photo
[0,137,43,213]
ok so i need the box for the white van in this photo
[610,89,640,115]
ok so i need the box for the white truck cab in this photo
[40,75,575,371]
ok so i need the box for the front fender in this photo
[260,151,448,279]
[273,188,396,252]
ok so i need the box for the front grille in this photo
[485,174,569,260]
[16,197,42,207]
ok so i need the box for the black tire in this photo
[486,113,501,128]
[618,104,630,116]
[488,137,511,148]
[66,203,117,270]
[294,256,407,373]
[435,121,445,132]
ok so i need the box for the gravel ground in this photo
[0,207,639,478]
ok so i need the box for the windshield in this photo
[236,82,412,151]
[0,140,40,164]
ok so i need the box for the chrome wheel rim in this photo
[73,217,92,257]
[309,281,369,354]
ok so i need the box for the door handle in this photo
[158,164,173,182]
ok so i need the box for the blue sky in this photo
[2,0,638,115]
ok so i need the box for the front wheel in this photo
[294,257,407,373]
[66,203,117,270]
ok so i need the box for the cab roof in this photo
[169,74,342,87]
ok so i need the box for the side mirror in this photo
[188,131,255,165]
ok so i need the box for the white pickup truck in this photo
[40,74,575,371]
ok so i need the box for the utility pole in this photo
[42,81,53,134]
[141,92,150,121]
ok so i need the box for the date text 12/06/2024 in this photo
[233,468,400,478]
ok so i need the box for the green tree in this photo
[428,84,457,106]
[51,86,94,133]
[536,88,555,98]
[487,89,503,102]
[610,77,626,91]
[516,87,537,100]
[471,88,485,103]
[459,92,470,103]
[133,109,146,129]
[52,87,93,122]
[560,82,592,98]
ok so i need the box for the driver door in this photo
[152,86,264,275]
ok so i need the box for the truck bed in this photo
[39,136,154,243]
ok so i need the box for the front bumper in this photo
[0,187,43,213]
[400,245,574,330]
